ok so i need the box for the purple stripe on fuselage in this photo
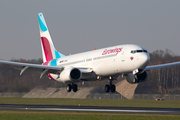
[43,61,49,65]
[42,62,56,81]
[48,73,56,81]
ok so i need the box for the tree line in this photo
[136,49,180,94]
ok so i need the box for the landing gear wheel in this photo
[66,84,72,92]
[110,84,116,93]
[72,84,78,92]
[105,84,110,93]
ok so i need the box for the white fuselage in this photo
[48,44,150,82]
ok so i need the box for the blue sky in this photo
[0,0,180,60]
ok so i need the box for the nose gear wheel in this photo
[104,76,116,93]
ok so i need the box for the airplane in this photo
[0,13,180,93]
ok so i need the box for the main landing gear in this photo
[66,83,78,92]
[105,76,116,93]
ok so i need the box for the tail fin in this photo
[38,13,65,62]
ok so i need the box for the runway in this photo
[0,104,180,114]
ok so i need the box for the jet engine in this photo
[126,71,147,84]
[60,67,82,83]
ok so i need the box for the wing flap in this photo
[20,66,29,75]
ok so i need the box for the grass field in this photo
[0,97,180,108]
[0,98,180,120]
[0,111,180,120]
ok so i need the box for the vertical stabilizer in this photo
[38,13,65,62]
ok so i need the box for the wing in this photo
[0,60,94,79]
[145,61,180,71]
[0,60,63,78]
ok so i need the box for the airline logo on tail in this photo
[38,13,65,63]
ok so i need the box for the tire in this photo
[72,84,78,92]
[111,84,116,93]
[105,84,110,93]
[66,84,72,92]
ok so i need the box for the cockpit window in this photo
[131,50,148,54]
[143,50,148,53]
[131,50,136,54]
[137,50,143,52]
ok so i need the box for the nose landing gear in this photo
[105,76,116,93]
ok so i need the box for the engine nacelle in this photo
[59,67,82,83]
[126,71,147,84]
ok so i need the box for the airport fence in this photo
[86,93,180,100]
[0,92,180,100]
[0,92,26,97]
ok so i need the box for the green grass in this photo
[0,98,180,119]
[0,97,180,108]
[0,111,180,120]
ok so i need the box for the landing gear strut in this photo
[66,83,78,92]
[105,76,116,93]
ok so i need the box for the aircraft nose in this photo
[139,53,150,69]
